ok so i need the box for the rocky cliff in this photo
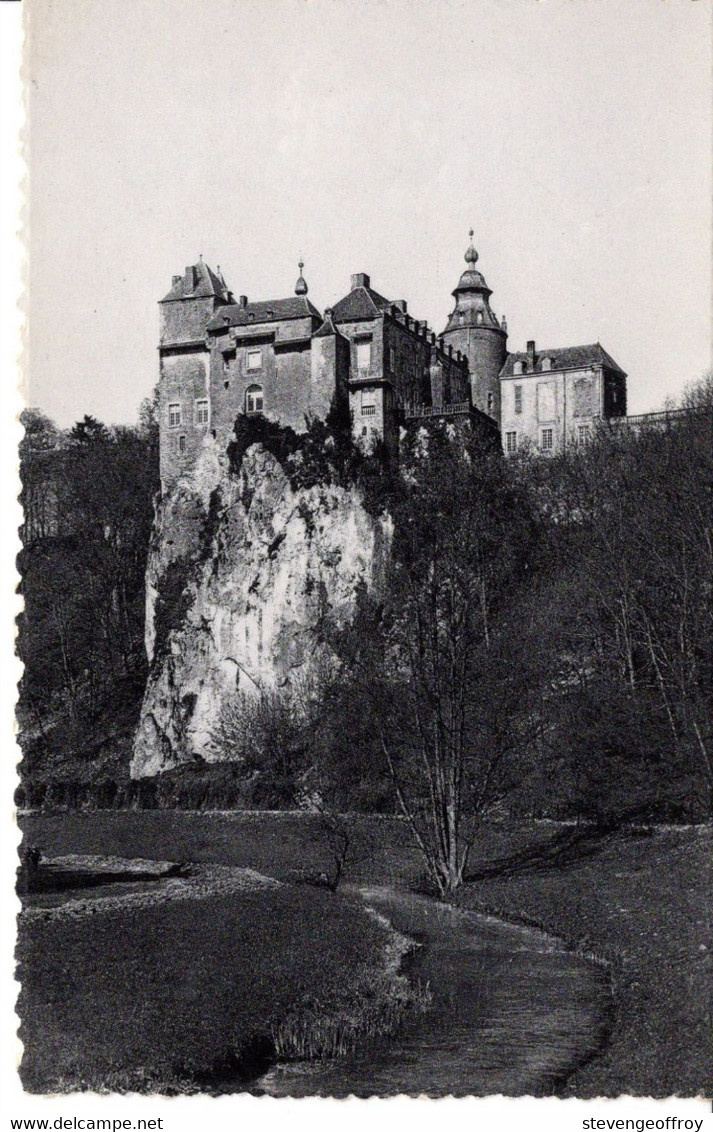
[131,441,391,777]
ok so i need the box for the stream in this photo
[254,885,612,1097]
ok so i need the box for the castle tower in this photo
[441,231,507,422]
[158,258,231,489]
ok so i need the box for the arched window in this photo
[246,384,263,414]
[476,310,484,325]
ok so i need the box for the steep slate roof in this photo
[207,296,322,331]
[330,285,392,323]
[161,260,231,302]
[500,343,626,377]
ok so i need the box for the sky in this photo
[26,0,712,425]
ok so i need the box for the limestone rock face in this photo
[131,442,391,778]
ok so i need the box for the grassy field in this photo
[17,862,411,1093]
[19,811,711,1096]
[457,824,711,1097]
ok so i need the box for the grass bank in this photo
[17,866,419,1094]
[458,824,711,1097]
[20,811,710,1096]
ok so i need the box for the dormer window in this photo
[541,357,552,371]
[476,311,484,325]
[513,361,524,376]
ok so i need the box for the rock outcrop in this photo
[131,440,391,777]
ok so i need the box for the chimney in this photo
[350,272,371,290]
[239,295,248,309]
[184,265,197,292]
[172,274,181,287]
[393,299,407,313]
[527,339,536,367]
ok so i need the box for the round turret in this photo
[440,230,508,423]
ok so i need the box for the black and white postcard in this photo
[5,0,712,1125]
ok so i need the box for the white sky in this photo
[27,0,712,425]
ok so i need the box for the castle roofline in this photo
[206,295,322,331]
[331,283,392,323]
[161,259,231,303]
[500,342,626,377]
[313,308,348,339]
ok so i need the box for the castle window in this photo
[178,434,186,454]
[246,384,263,414]
[505,431,517,454]
[541,428,554,451]
[247,349,262,371]
[388,346,396,372]
[168,402,182,428]
[514,385,522,414]
[487,391,494,413]
[356,340,372,372]
[361,388,377,416]
[578,424,591,444]
[195,399,209,426]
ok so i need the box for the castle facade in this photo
[157,235,627,489]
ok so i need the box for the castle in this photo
[158,233,627,488]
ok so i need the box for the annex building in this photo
[157,234,628,488]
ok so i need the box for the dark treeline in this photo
[17,401,159,793]
[17,380,713,885]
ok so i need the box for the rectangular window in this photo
[537,381,556,422]
[195,399,209,425]
[168,402,181,428]
[578,424,590,444]
[541,428,554,451]
[247,349,262,371]
[505,431,517,454]
[388,346,396,372]
[361,388,376,416]
[356,340,371,371]
[514,385,522,414]
[487,391,494,413]
[178,434,186,454]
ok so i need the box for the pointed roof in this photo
[313,308,346,338]
[161,259,232,303]
[331,283,392,323]
[500,343,627,376]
